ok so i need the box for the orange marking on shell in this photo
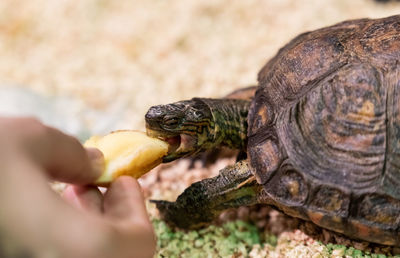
[307,210,324,225]
[324,121,374,150]
[359,100,375,117]
[351,220,371,237]
[332,216,342,224]
[367,211,396,225]
[253,140,280,184]
[257,106,269,124]
[260,141,280,170]
[326,196,343,212]
[382,240,396,245]
[347,100,375,122]
[287,179,299,197]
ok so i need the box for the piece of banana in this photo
[84,130,169,186]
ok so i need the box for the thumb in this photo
[103,176,149,223]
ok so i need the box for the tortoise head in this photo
[145,98,215,162]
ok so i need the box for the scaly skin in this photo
[145,96,260,230]
[145,94,259,229]
[145,98,250,162]
[151,160,260,229]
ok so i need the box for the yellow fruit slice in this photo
[84,130,169,186]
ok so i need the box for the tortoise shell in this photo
[247,15,400,245]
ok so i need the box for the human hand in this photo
[0,117,155,258]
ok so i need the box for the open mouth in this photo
[164,134,181,153]
[146,129,197,161]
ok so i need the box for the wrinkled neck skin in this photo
[196,98,250,151]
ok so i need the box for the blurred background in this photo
[0,0,399,140]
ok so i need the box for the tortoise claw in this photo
[149,199,171,210]
[150,199,174,221]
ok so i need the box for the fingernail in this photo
[86,148,105,178]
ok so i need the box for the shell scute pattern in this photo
[381,67,400,197]
[278,62,386,191]
[356,194,400,229]
[309,187,350,215]
[265,163,308,206]
[247,15,400,244]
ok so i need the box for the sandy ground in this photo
[1,0,400,257]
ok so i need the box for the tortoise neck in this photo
[194,98,250,150]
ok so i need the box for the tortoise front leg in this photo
[152,160,262,229]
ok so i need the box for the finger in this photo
[103,176,149,224]
[37,128,104,184]
[102,176,156,258]
[63,185,103,214]
[0,159,109,258]
[8,117,104,184]
[61,177,156,258]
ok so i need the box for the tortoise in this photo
[145,15,400,246]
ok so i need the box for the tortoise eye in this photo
[193,110,203,118]
[163,117,179,127]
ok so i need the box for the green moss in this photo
[263,232,278,247]
[324,243,399,258]
[153,219,260,257]
[153,219,399,257]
